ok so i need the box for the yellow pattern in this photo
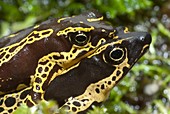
[0,29,53,67]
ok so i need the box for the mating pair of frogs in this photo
[0,11,151,114]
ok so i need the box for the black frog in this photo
[0,11,151,114]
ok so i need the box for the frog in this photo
[0,11,115,113]
[45,26,152,113]
[0,11,152,114]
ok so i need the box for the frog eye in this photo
[103,47,126,65]
[75,33,88,44]
[69,32,90,46]
[109,48,124,61]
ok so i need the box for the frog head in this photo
[49,11,115,69]
[44,26,152,113]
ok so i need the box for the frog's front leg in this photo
[26,52,64,106]
[26,46,84,105]
[0,87,32,114]
[61,97,91,113]
[61,78,114,113]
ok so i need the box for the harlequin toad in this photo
[0,11,151,114]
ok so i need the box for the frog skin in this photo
[0,11,151,114]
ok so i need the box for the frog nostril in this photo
[140,33,152,44]
[139,36,145,41]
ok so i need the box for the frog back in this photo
[0,18,68,94]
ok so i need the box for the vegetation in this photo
[0,0,170,114]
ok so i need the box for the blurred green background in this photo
[0,0,170,114]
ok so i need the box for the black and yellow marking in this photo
[0,29,53,66]
[61,39,130,113]
[0,87,31,113]
[0,11,151,114]
[57,27,94,36]
[86,16,103,22]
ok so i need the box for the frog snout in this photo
[139,33,152,45]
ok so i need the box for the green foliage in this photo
[13,104,31,114]
[91,0,152,19]
[13,101,71,114]
[0,0,152,37]
[158,22,170,39]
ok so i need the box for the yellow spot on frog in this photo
[141,44,149,54]
[109,32,116,38]
[113,36,119,39]
[108,30,116,38]
[57,17,71,23]
[124,27,129,33]
[101,29,106,32]
[9,33,18,38]
[57,27,94,36]
[87,16,103,22]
